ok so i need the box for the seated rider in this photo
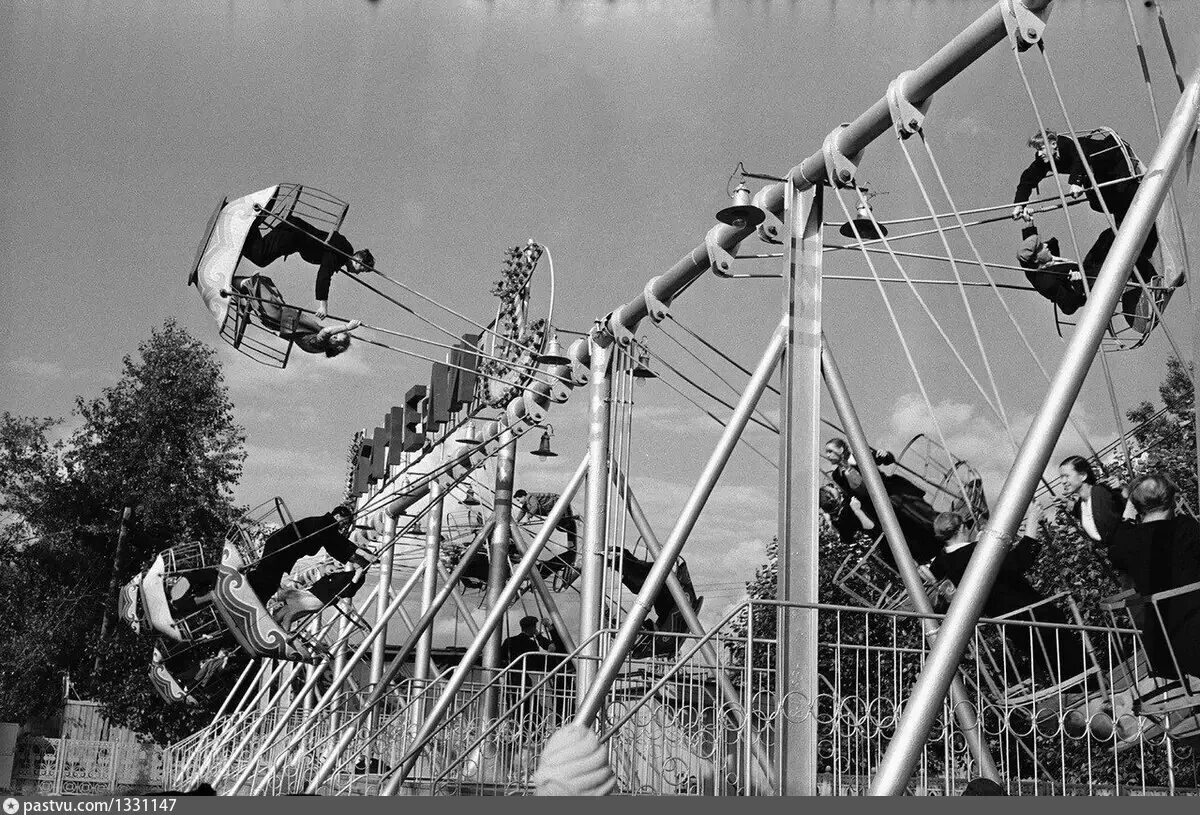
[234,274,360,357]
[514,489,581,584]
[246,504,369,606]
[240,205,374,320]
[1017,224,1158,333]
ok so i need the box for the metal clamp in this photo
[752,187,785,244]
[822,124,861,188]
[705,225,738,278]
[1003,0,1045,51]
[887,71,930,139]
[643,276,671,323]
[607,304,638,348]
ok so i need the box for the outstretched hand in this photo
[1011,205,1032,223]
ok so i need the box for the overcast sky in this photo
[3,0,1197,636]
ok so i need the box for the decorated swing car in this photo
[148,638,241,707]
[188,183,351,368]
[135,541,225,645]
[831,435,981,613]
[211,497,325,662]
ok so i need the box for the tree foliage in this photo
[0,319,246,742]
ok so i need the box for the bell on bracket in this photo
[716,182,766,229]
[838,201,889,240]
[530,424,558,458]
[461,484,481,507]
[537,329,571,366]
[456,421,482,446]
[631,346,657,379]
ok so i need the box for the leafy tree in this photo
[0,319,246,742]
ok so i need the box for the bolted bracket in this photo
[1003,0,1045,51]
[705,225,738,278]
[823,124,862,188]
[643,276,671,323]
[607,305,638,348]
[887,71,930,139]
[752,187,785,244]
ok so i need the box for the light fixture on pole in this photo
[537,329,571,366]
[838,191,889,240]
[716,181,766,230]
[631,346,657,379]
[530,424,558,458]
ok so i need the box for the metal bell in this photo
[838,202,889,240]
[462,485,481,506]
[631,347,657,379]
[537,330,571,365]
[456,422,482,446]
[531,426,558,458]
[716,182,766,229]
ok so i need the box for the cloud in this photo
[7,356,71,380]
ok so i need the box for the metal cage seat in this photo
[970,592,1108,716]
[189,183,351,368]
[1100,583,1200,742]
[832,533,947,613]
[222,497,294,570]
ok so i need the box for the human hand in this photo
[1011,205,1031,222]
[1068,183,1085,198]
[533,724,617,796]
[1068,269,1083,282]
[316,302,328,320]
[848,496,862,512]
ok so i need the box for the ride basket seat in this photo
[189,183,350,368]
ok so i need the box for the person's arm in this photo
[847,496,876,532]
[1014,157,1048,207]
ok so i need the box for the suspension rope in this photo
[1013,41,1136,476]
[833,187,975,506]
[891,143,1018,448]
[1035,43,1188,365]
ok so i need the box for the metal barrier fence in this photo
[167,598,1200,796]
[9,736,167,795]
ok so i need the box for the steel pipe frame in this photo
[220,575,413,793]
[414,481,445,684]
[776,177,822,794]
[869,65,1200,796]
[376,455,591,795]
[821,334,1000,782]
[173,660,263,785]
[436,561,481,637]
[483,428,517,722]
[509,519,578,654]
[573,322,787,727]
[578,339,614,703]
[611,466,778,793]
[267,516,496,795]
[369,508,396,693]
[206,582,384,788]
[599,1,1054,346]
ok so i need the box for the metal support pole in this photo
[370,513,396,691]
[601,1,1053,342]
[612,467,777,792]
[414,481,444,684]
[374,456,591,794]
[578,339,614,702]
[509,521,578,654]
[296,517,498,794]
[227,566,424,794]
[573,324,786,727]
[821,335,1000,783]
[436,562,481,638]
[869,64,1200,796]
[776,178,822,795]
[483,429,517,722]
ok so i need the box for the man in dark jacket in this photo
[241,213,374,320]
[1100,474,1200,680]
[931,506,1087,684]
[247,504,368,605]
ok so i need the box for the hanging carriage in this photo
[188,184,351,368]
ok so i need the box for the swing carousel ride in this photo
[117,0,1200,797]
